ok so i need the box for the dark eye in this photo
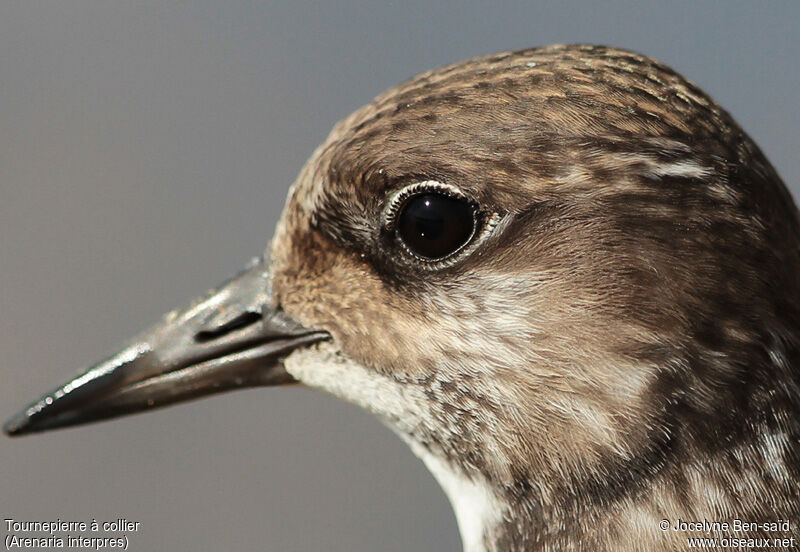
[397,192,477,260]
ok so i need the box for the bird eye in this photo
[396,192,477,260]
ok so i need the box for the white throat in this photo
[405,439,503,552]
[283,342,504,552]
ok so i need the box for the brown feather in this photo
[271,44,800,551]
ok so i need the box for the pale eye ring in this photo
[396,192,477,260]
[384,181,481,263]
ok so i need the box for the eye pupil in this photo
[397,192,476,260]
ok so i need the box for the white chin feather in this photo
[283,341,428,435]
[283,341,502,552]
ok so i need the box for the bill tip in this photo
[3,413,30,437]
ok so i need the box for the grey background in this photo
[1,2,798,551]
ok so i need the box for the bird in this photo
[5,44,800,551]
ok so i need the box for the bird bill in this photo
[3,257,329,436]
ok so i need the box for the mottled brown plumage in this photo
[7,44,799,551]
[270,45,800,550]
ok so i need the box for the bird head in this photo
[6,45,800,550]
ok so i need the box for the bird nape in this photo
[5,45,800,552]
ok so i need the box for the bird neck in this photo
[408,440,505,552]
[410,426,800,552]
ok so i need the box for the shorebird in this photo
[5,45,800,551]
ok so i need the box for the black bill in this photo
[3,257,329,436]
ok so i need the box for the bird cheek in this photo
[269,243,355,349]
[269,219,337,319]
[272,258,412,377]
[269,219,438,378]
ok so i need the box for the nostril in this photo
[194,311,263,343]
